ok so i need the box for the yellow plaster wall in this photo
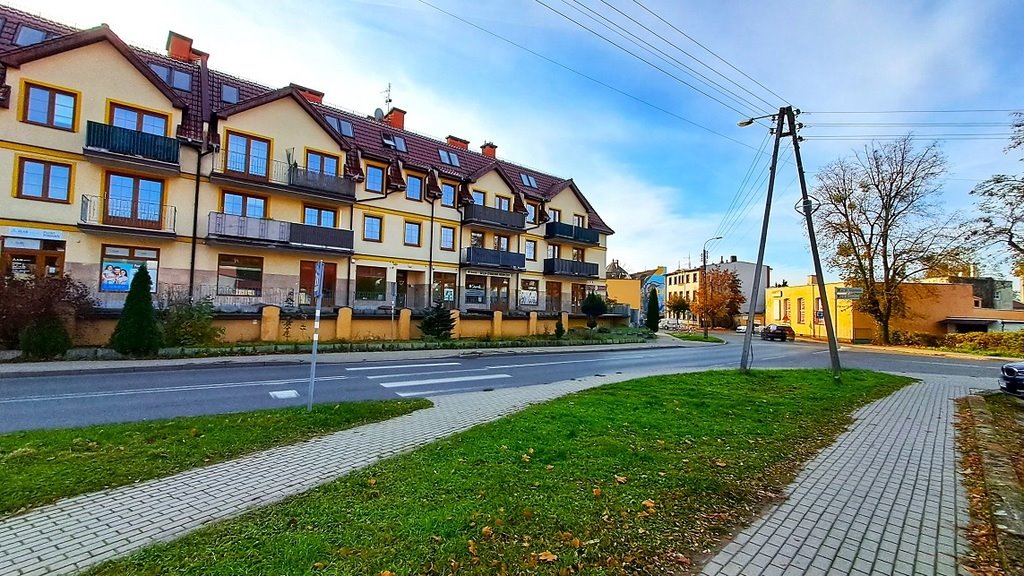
[218,97,343,169]
[606,278,641,308]
[458,318,493,338]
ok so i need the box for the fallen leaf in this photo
[482,526,493,537]
[312,562,325,570]
[546,464,554,471]
[642,499,656,509]
[615,475,628,484]
[468,540,477,556]
[593,487,602,497]
[715,460,728,467]
[380,572,395,576]
[367,477,377,486]
[537,551,558,563]
[528,447,535,454]
[522,508,534,519]
[571,537,582,548]
[521,454,531,462]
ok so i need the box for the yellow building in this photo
[767,276,1024,343]
[0,8,615,320]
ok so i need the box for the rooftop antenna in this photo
[382,83,392,110]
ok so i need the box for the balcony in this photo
[462,204,526,230]
[78,194,176,238]
[543,258,599,278]
[207,212,353,253]
[544,221,600,245]
[83,121,180,175]
[462,247,526,269]
[211,156,355,202]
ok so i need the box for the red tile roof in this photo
[0,4,612,234]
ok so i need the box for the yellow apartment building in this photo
[0,7,614,320]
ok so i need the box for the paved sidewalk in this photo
[702,373,994,576]
[0,370,653,576]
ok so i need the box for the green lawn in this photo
[0,399,430,516]
[88,369,911,575]
[671,332,725,343]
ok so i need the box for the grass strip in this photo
[0,399,430,516]
[670,333,725,343]
[89,369,911,575]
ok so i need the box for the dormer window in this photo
[221,85,239,104]
[382,133,407,152]
[148,63,192,92]
[14,25,48,47]
[439,149,460,167]
[326,115,354,137]
[520,173,538,188]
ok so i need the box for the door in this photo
[299,261,336,306]
[2,247,64,280]
[545,281,562,312]
[396,270,409,308]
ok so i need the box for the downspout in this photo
[188,53,213,302]
[428,197,435,304]
[347,200,355,307]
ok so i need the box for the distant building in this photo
[665,255,770,318]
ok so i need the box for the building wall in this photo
[666,259,769,316]
[606,278,641,308]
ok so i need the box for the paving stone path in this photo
[702,374,994,576]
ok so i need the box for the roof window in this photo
[14,25,48,47]
[439,149,460,167]
[326,115,354,137]
[520,173,538,188]
[221,84,239,104]
[148,63,191,92]
[383,133,407,152]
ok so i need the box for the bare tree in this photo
[969,111,1024,274]
[810,136,972,344]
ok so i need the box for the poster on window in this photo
[519,290,538,306]
[100,259,158,293]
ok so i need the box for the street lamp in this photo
[702,236,722,340]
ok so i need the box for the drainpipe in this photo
[428,197,435,305]
[188,141,214,301]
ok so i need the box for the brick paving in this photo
[702,374,994,576]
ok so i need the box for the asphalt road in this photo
[0,333,1004,433]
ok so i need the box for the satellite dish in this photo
[374,108,384,121]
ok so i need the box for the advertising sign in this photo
[100,260,158,293]
[519,290,538,306]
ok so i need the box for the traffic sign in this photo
[835,287,863,300]
[815,310,825,319]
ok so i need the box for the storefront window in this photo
[465,274,486,305]
[217,254,263,296]
[99,245,159,293]
[433,272,457,306]
[2,237,64,280]
[355,265,387,301]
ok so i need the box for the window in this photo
[217,255,262,296]
[438,149,460,167]
[365,165,384,192]
[100,246,159,293]
[549,208,561,223]
[110,103,168,136]
[306,151,339,176]
[573,214,585,228]
[382,133,407,152]
[14,25,47,47]
[221,85,239,104]
[465,274,486,305]
[525,239,537,261]
[148,63,191,91]
[495,196,510,211]
[440,226,455,251]
[494,235,509,252]
[225,131,270,178]
[325,116,354,137]
[17,158,70,202]
[526,203,537,224]
[441,183,455,207]
[149,63,170,80]
[300,261,337,306]
[406,175,423,201]
[797,298,806,324]
[23,83,76,130]
[363,214,383,241]
[472,190,485,205]
[783,298,791,322]
[434,271,457,304]
[470,231,485,248]
[404,221,421,246]
[106,173,164,227]
[355,265,387,300]
[548,244,561,259]
[572,247,585,262]
[223,192,266,218]
[520,173,537,188]
[303,205,336,228]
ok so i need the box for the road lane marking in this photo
[269,390,300,399]
[487,358,604,369]
[0,375,350,404]
[367,368,489,380]
[394,385,489,397]
[378,374,511,388]
[346,362,460,371]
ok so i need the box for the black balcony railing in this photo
[80,194,176,232]
[543,258,599,277]
[219,155,355,200]
[462,247,526,269]
[462,204,526,229]
[85,121,180,165]
[208,212,352,252]
[287,165,356,200]
[544,221,600,244]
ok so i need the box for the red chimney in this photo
[384,107,406,130]
[290,83,324,104]
[481,142,497,158]
[166,31,206,62]
[446,135,469,150]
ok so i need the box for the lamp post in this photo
[702,236,722,339]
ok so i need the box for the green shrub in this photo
[418,303,455,339]
[19,314,72,359]
[109,265,162,356]
[160,298,224,347]
[554,319,565,339]
[942,331,1024,355]
[645,288,660,332]
[0,275,94,349]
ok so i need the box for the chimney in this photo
[446,135,469,150]
[290,83,324,104]
[384,107,406,130]
[481,141,497,158]
[807,275,817,286]
[165,31,207,63]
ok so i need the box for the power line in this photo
[711,131,772,241]
[631,0,790,105]
[534,0,757,117]
[414,0,768,154]
[805,109,1022,114]
[806,122,1008,128]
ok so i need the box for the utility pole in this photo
[738,106,841,379]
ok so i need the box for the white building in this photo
[665,255,770,317]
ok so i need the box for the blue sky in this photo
[35,0,1024,284]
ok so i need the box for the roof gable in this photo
[216,86,351,151]
[544,178,614,234]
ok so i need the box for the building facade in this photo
[0,7,613,317]
[665,255,770,317]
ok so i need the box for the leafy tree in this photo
[644,288,660,332]
[160,298,224,347]
[690,268,746,328]
[665,294,690,319]
[0,275,94,349]
[110,264,162,356]
[811,136,972,343]
[418,303,455,339]
[580,293,608,329]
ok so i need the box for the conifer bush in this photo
[109,265,162,356]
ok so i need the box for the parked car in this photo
[736,323,762,333]
[658,318,681,331]
[760,324,796,341]
[999,362,1024,396]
